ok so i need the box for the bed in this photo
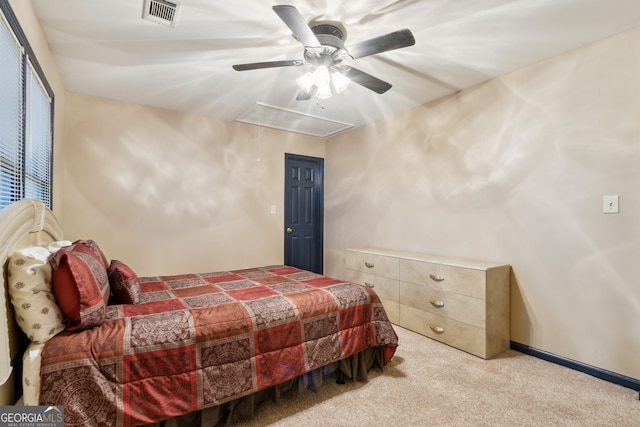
[0,199,398,426]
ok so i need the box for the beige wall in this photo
[325,28,640,379]
[63,93,325,276]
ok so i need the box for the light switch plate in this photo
[603,195,619,214]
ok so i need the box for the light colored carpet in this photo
[235,326,639,426]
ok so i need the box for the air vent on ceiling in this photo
[142,0,180,28]
[236,103,353,138]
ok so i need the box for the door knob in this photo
[286,227,293,234]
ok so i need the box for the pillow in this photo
[50,247,110,331]
[108,260,141,304]
[48,240,73,253]
[66,239,109,270]
[22,342,45,405]
[7,244,69,342]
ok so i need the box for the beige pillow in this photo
[7,245,67,342]
[22,342,44,405]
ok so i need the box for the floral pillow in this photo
[7,243,71,342]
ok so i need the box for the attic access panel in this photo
[236,103,353,138]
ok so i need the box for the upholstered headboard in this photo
[0,199,63,404]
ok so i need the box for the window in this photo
[0,0,54,210]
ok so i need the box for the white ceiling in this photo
[30,0,640,137]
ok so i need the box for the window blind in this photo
[24,59,52,207]
[0,10,24,209]
[0,2,53,210]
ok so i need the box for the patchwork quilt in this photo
[38,266,398,426]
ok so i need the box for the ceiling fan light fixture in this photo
[297,65,342,98]
[315,83,332,99]
[312,66,333,99]
[331,71,351,93]
[313,66,331,86]
[296,72,315,93]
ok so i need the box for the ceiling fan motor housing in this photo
[305,23,348,65]
[311,23,346,46]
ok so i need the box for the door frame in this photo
[284,153,324,274]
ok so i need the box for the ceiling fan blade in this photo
[347,29,415,60]
[296,91,313,101]
[272,5,321,47]
[232,59,305,71]
[340,67,392,94]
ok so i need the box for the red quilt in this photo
[39,266,398,426]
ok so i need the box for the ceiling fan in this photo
[232,5,415,100]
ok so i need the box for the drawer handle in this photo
[364,262,375,268]
[430,326,445,334]
[364,282,375,289]
[429,299,444,308]
[429,274,444,282]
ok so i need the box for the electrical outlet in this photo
[603,195,619,214]
[270,205,277,215]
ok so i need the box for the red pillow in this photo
[67,239,109,269]
[108,260,141,304]
[50,248,110,331]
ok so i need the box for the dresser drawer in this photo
[400,259,486,299]
[400,281,485,328]
[346,269,400,324]
[377,299,400,325]
[400,305,486,358]
[346,250,399,279]
[346,269,399,302]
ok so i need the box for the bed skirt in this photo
[147,346,386,427]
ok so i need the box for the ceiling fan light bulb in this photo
[331,71,351,93]
[315,83,332,99]
[296,72,315,93]
[313,66,331,86]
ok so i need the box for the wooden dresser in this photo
[346,248,511,359]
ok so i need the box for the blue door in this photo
[284,153,324,274]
